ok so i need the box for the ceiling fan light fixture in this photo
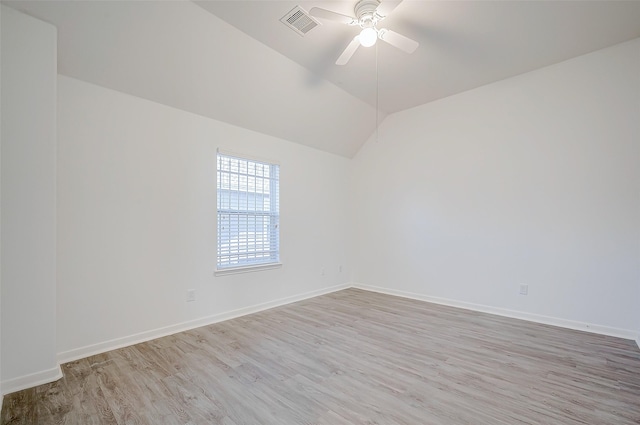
[310,0,419,64]
[359,27,378,47]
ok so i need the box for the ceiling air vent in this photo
[280,6,320,37]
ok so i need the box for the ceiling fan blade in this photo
[376,0,402,18]
[336,37,361,65]
[378,29,419,54]
[309,7,356,25]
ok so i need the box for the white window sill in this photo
[215,262,283,276]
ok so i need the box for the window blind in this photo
[217,152,280,269]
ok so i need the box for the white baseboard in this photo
[352,283,638,341]
[1,365,63,396]
[636,335,640,350]
[57,283,350,364]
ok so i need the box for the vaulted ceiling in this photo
[5,1,640,157]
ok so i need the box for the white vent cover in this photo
[280,6,320,36]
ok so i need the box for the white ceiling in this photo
[4,1,640,158]
[199,0,640,113]
[3,0,378,157]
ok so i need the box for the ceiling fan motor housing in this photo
[355,0,381,24]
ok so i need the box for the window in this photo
[216,151,280,272]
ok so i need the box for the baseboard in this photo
[57,283,350,364]
[351,283,638,341]
[636,335,640,350]
[1,365,63,396]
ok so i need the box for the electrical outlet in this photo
[187,289,196,302]
[519,284,528,296]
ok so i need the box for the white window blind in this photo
[217,152,280,269]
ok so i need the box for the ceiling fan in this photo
[310,0,419,65]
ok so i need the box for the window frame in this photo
[215,149,282,276]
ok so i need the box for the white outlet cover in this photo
[187,289,196,302]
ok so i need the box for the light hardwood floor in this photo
[2,288,640,424]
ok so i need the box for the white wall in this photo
[352,38,640,336]
[57,75,352,359]
[0,6,60,391]
[0,3,3,403]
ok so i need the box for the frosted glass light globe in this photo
[359,27,377,47]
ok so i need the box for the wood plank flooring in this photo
[2,288,640,424]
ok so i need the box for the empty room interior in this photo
[1,0,640,423]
